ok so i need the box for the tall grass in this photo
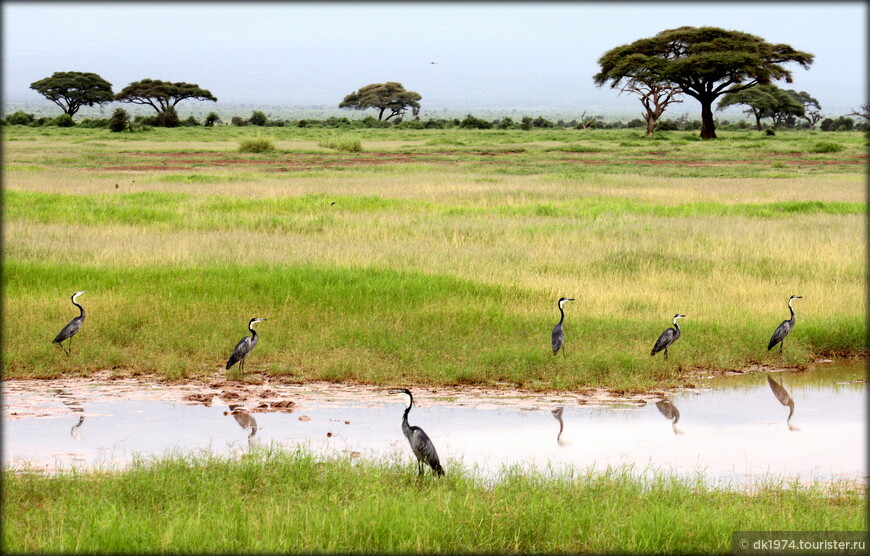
[3,449,864,554]
[318,134,363,152]
[2,127,866,386]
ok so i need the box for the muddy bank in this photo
[4,359,858,421]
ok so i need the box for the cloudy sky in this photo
[3,2,866,115]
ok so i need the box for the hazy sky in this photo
[3,2,866,115]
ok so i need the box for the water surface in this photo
[3,360,865,487]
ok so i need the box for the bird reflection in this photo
[767,375,799,431]
[71,414,85,439]
[229,410,259,445]
[551,406,567,445]
[655,399,684,435]
[52,388,86,438]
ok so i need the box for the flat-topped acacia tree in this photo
[29,71,114,117]
[339,82,421,121]
[594,26,814,139]
[115,79,217,119]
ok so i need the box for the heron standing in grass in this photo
[389,388,444,477]
[551,297,575,356]
[768,295,802,353]
[226,318,267,373]
[651,314,686,361]
[53,291,87,356]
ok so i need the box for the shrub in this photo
[148,107,180,128]
[531,116,554,128]
[204,112,221,127]
[297,119,307,128]
[521,116,532,131]
[319,135,362,152]
[6,111,35,125]
[655,119,679,131]
[249,110,267,126]
[811,141,844,153]
[231,116,247,126]
[498,117,515,129]
[53,113,75,127]
[78,118,110,128]
[765,128,776,136]
[108,108,131,132]
[460,114,492,129]
[181,115,200,127]
[238,135,275,153]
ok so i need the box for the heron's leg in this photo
[780,340,784,353]
[664,348,668,361]
[562,345,566,357]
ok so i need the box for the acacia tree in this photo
[594,26,814,139]
[785,90,822,129]
[29,71,114,117]
[620,78,683,135]
[115,79,217,116]
[718,84,804,130]
[848,103,870,121]
[339,82,421,121]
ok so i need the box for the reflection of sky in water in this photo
[3,365,865,488]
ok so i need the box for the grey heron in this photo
[551,406,566,444]
[766,375,799,431]
[551,297,575,356]
[767,295,802,352]
[52,291,87,356]
[226,318,267,372]
[389,388,444,477]
[655,399,684,435]
[651,314,686,360]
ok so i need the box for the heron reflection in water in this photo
[228,410,259,446]
[52,388,86,438]
[655,399,684,435]
[551,406,567,445]
[767,375,799,431]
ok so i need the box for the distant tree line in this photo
[6,107,866,132]
[9,26,869,135]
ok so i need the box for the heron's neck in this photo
[73,301,85,319]
[787,400,794,422]
[558,305,565,325]
[788,301,796,322]
[248,323,258,339]
[673,319,680,333]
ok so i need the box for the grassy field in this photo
[2,125,866,390]
[2,449,865,553]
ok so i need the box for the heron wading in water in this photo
[53,291,88,356]
[226,318,267,373]
[651,314,686,361]
[551,297,575,356]
[768,295,802,353]
[389,388,444,477]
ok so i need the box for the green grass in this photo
[2,126,867,387]
[3,449,864,554]
[237,135,275,153]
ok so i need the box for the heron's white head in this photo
[72,291,87,302]
[558,297,575,309]
[389,388,413,409]
[673,314,686,323]
[788,295,802,306]
[249,318,267,327]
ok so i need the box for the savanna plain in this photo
[2,125,867,553]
